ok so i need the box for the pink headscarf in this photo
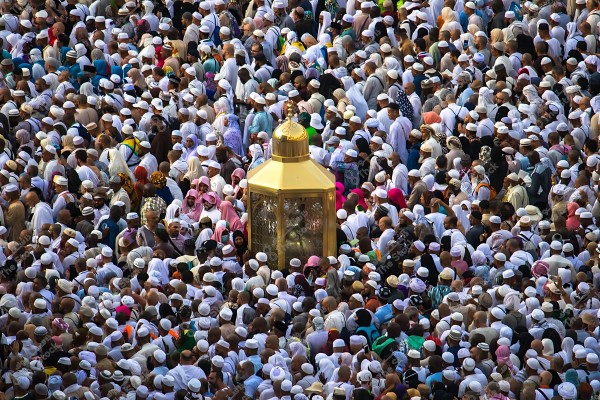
[211,224,235,246]
[219,201,242,232]
[350,188,368,210]
[183,190,203,221]
[202,191,222,209]
[304,255,321,274]
[335,182,346,210]
[495,345,516,373]
[194,176,211,205]
[231,168,246,198]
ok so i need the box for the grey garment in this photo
[326,267,340,298]
[501,310,526,331]
[276,15,295,30]
[242,306,257,326]
[363,74,385,109]
[137,226,156,248]
[292,313,309,328]
[446,149,466,171]
[121,22,135,39]
[476,359,494,376]
[420,96,441,123]
[94,0,111,16]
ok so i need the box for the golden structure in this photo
[247,104,337,270]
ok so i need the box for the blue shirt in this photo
[426,371,443,390]
[457,87,473,107]
[244,375,263,397]
[459,10,485,32]
[248,111,273,135]
[407,142,422,171]
[248,355,263,374]
[99,218,120,250]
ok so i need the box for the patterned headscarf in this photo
[149,171,167,189]
[52,318,69,332]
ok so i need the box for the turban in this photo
[471,250,486,266]
[52,318,70,332]
[532,260,549,278]
[557,382,577,400]
[409,278,427,294]
[503,292,521,311]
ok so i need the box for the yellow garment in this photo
[281,41,306,55]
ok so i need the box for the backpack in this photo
[355,324,381,347]
[371,336,397,357]
[268,26,282,53]
[449,105,464,136]
[71,123,91,144]
[225,10,242,38]
[519,233,538,260]
[475,181,497,200]
[417,217,436,237]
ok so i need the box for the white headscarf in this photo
[148,257,169,285]
[165,203,181,225]
[107,148,135,183]
[478,87,495,114]
[318,12,332,37]
[558,337,575,364]
[341,76,368,120]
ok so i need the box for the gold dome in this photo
[272,103,309,160]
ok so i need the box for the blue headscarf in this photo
[91,59,110,88]
[223,114,244,157]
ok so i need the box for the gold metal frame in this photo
[247,103,337,269]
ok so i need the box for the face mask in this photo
[387,159,393,167]
[328,146,335,153]
[222,234,229,243]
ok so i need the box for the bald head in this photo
[322,296,338,311]
[223,44,234,58]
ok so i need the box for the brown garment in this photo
[352,14,371,36]
[164,56,181,73]
[220,322,237,342]
[200,105,216,124]
[407,180,428,209]
[75,107,99,126]
[5,199,25,242]
[96,357,116,373]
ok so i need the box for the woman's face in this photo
[199,183,209,193]
[235,236,244,246]
[186,137,194,148]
